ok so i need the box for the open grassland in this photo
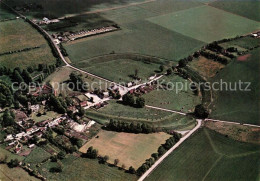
[39,155,137,181]
[209,0,260,22]
[0,164,39,181]
[64,19,204,61]
[146,128,260,181]
[148,5,260,43]
[143,75,201,112]
[0,4,16,20]
[80,130,171,169]
[189,56,225,79]
[44,66,110,94]
[0,19,56,69]
[209,48,260,125]
[86,100,196,130]
[73,56,161,83]
[24,147,51,164]
[205,120,260,145]
[0,146,25,162]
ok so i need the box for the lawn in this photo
[79,130,171,169]
[148,5,260,43]
[143,74,201,112]
[0,164,39,181]
[0,19,56,69]
[209,48,260,125]
[31,111,61,123]
[64,19,204,61]
[146,128,260,181]
[86,100,196,130]
[209,0,260,22]
[189,56,225,79]
[38,154,137,181]
[24,147,51,164]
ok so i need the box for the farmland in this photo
[146,128,260,181]
[143,74,201,112]
[38,155,137,181]
[209,48,260,125]
[24,147,51,164]
[209,0,260,22]
[0,4,16,20]
[80,130,171,169]
[0,19,56,69]
[148,5,260,43]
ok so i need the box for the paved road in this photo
[138,119,202,181]
[205,118,260,128]
[145,105,187,115]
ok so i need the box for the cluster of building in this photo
[33,17,60,25]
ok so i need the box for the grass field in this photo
[80,130,171,169]
[38,154,137,181]
[0,19,55,69]
[209,48,259,125]
[0,4,16,20]
[86,100,196,130]
[148,5,260,43]
[209,0,260,22]
[205,120,260,145]
[189,56,225,79]
[0,146,25,162]
[219,36,259,50]
[31,111,61,123]
[0,164,39,181]
[24,147,51,164]
[146,128,260,181]
[143,74,201,112]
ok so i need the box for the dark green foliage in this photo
[13,70,24,84]
[1,110,15,127]
[0,80,13,107]
[22,69,32,84]
[136,97,145,108]
[8,159,19,168]
[122,93,135,106]
[194,104,209,119]
[129,166,136,174]
[84,146,98,159]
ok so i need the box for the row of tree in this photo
[137,133,182,175]
[106,119,156,134]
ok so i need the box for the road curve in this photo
[138,119,202,181]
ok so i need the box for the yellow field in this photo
[79,130,171,169]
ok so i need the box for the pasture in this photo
[79,130,171,169]
[38,155,137,181]
[24,147,51,164]
[219,36,259,50]
[189,56,225,79]
[209,0,260,22]
[143,74,201,112]
[209,48,259,125]
[0,19,56,69]
[148,5,260,43]
[146,128,260,181]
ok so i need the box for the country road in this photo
[205,119,260,128]
[145,105,187,115]
[138,119,202,181]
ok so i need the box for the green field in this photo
[148,5,260,43]
[209,0,260,22]
[24,147,51,164]
[80,130,171,169]
[38,155,137,181]
[146,128,260,181]
[209,48,260,125]
[86,100,196,130]
[219,36,259,50]
[143,74,201,112]
[0,19,56,69]
[0,4,16,20]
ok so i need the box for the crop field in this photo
[209,48,259,125]
[189,56,225,79]
[80,130,171,169]
[209,0,260,22]
[0,19,55,69]
[143,74,201,112]
[148,5,260,43]
[146,128,260,181]
[0,164,39,181]
[38,155,137,181]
